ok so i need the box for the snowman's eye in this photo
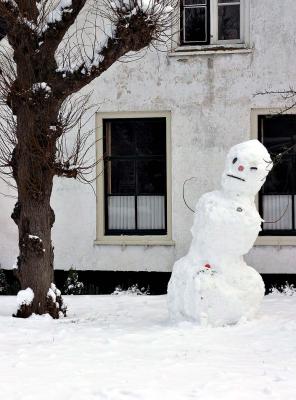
[232,157,238,164]
[250,167,258,171]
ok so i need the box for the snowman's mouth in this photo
[227,174,246,182]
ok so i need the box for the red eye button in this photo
[238,165,244,172]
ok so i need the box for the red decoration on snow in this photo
[238,165,244,171]
[204,264,211,269]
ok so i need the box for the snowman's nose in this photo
[238,165,244,172]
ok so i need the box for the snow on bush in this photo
[47,283,67,318]
[47,287,56,303]
[16,288,34,309]
[112,284,150,296]
[269,283,296,296]
[64,268,84,295]
[32,82,51,92]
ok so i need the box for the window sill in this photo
[94,237,175,246]
[169,44,253,57]
[255,236,296,246]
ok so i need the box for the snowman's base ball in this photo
[167,259,265,327]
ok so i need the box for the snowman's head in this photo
[221,140,273,197]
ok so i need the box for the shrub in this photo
[0,268,8,295]
[112,283,150,296]
[64,268,84,295]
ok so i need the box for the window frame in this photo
[251,108,296,246]
[177,0,249,49]
[212,0,243,44]
[95,111,173,246]
[180,0,211,46]
[103,117,167,236]
[258,115,296,237]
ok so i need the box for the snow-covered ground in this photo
[0,293,296,400]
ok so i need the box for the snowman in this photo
[167,140,273,326]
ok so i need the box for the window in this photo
[181,0,211,45]
[95,113,173,244]
[103,118,167,236]
[259,115,296,236]
[180,0,244,46]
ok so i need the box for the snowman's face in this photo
[221,140,273,196]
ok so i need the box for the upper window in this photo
[103,118,167,236]
[259,115,296,235]
[180,0,243,46]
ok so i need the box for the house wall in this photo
[1,0,296,274]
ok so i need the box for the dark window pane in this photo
[184,0,206,5]
[109,160,135,194]
[261,116,296,195]
[137,160,166,194]
[263,156,294,194]
[184,7,207,43]
[218,4,240,40]
[136,119,166,156]
[107,121,135,156]
[262,116,296,154]
[108,119,166,156]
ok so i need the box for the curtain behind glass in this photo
[137,196,165,230]
[262,195,292,230]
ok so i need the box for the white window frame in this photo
[95,111,174,246]
[251,108,296,247]
[173,0,250,51]
[211,0,244,45]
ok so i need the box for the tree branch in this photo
[17,0,39,22]
[40,0,87,56]
[52,1,175,98]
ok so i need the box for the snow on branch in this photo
[54,0,176,96]
[47,0,72,24]
[38,0,87,44]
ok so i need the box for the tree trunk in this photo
[11,105,66,318]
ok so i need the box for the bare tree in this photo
[0,0,176,318]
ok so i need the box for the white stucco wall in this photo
[1,0,296,273]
